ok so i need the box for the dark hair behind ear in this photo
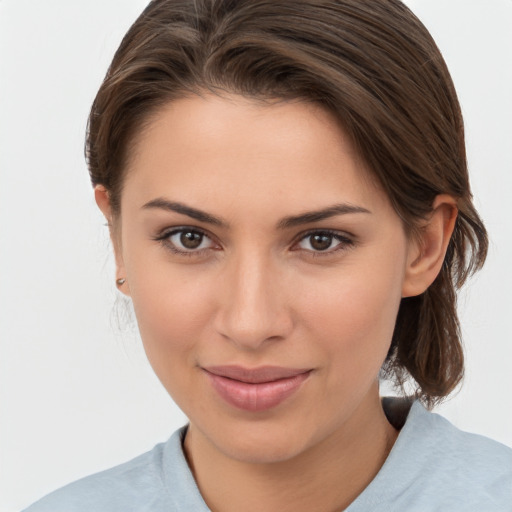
[86,0,488,407]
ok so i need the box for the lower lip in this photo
[205,371,311,412]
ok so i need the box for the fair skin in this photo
[96,93,457,512]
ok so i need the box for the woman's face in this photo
[111,93,416,463]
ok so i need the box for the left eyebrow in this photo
[276,204,371,229]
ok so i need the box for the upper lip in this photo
[203,365,311,384]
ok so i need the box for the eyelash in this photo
[295,229,355,257]
[153,227,217,257]
[153,227,355,258]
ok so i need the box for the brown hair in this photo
[86,0,488,407]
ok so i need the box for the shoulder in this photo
[412,402,512,509]
[22,428,187,512]
[348,400,512,512]
[407,401,512,479]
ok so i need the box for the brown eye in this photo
[159,228,216,254]
[296,230,353,254]
[180,231,203,249]
[310,234,333,251]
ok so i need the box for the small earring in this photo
[116,278,126,286]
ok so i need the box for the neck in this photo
[184,389,398,512]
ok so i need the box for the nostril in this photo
[214,303,293,350]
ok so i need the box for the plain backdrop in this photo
[1,1,511,510]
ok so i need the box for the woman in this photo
[23,0,512,510]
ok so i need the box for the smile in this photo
[203,366,312,412]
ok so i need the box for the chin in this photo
[222,439,307,465]
[207,418,317,465]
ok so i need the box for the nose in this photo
[214,251,294,351]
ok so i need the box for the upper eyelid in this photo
[156,226,352,239]
[293,228,354,244]
[154,226,354,251]
[292,230,356,260]
[153,226,218,252]
[156,225,214,240]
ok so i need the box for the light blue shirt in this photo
[23,400,512,511]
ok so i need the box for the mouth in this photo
[202,365,312,412]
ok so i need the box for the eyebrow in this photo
[142,198,229,227]
[276,203,371,229]
[142,198,371,229]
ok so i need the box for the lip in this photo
[203,365,312,412]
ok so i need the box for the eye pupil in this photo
[310,234,332,251]
[180,231,203,249]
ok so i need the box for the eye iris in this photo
[310,234,332,251]
[180,231,203,249]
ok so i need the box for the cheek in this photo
[299,255,405,376]
[127,260,217,371]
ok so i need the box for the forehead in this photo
[122,93,388,217]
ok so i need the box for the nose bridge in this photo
[216,246,291,349]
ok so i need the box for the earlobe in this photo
[94,185,131,297]
[401,195,458,298]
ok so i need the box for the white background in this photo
[1,1,511,510]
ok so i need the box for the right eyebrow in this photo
[141,198,230,228]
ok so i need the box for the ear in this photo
[402,194,458,298]
[94,185,131,296]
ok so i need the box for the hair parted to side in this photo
[86,0,488,407]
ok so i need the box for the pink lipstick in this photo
[203,365,311,412]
